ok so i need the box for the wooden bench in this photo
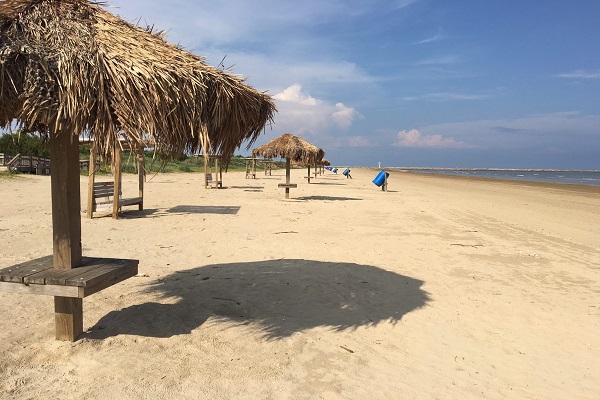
[92,181,115,210]
[278,183,297,189]
[0,256,138,298]
[278,182,297,199]
[92,181,143,213]
[0,256,138,341]
[205,173,222,189]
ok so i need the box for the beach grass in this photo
[85,153,287,176]
[0,171,20,179]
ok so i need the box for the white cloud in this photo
[105,1,418,47]
[415,111,600,150]
[346,136,377,148]
[274,84,321,105]
[332,103,361,129]
[402,92,491,102]
[194,50,377,94]
[415,55,460,66]
[106,1,337,46]
[271,85,361,135]
[394,0,419,9]
[556,70,600,79]
[393,129,473,149]
[412,34,444,45]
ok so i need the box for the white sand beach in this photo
[1,167,599,399]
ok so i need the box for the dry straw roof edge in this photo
[251,133,325,165]
[0,0,276,163]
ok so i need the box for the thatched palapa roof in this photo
[0,0,276,163]
[251,133,324,166]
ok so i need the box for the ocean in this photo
[397,169,600,187]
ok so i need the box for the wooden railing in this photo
[0,153,50,174]
[1,153,94,175]
[6,153,22,172]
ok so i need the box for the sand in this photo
[1,167,599,399]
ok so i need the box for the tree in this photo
[0,132,50,158]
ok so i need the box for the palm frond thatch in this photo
[321,158,331,166]
[0,0,276,163]
[251,133,324,166]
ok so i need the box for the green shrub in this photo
[122,164,137,174]
[0,132,50,158]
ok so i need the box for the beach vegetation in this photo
[0,170,20,179]
[0,132,50,158]
[81,153,286,176]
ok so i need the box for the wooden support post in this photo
[87,144,97,219]
[112,144,122,219]
[50,132,82,269]
[203,153,209,188]
[138,144,144,210]
[54,296,83,341]
[307,165,311,183]
[285,158,291,199]
[49,131,83,341]
[215,157,220,187]
[199,123,209,188]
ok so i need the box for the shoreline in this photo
[397,168,600,193]
[392,167,600,173]
[351,166,600,193]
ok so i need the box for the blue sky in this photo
[103,0,599,169]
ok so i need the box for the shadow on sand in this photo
[101,205,240,219]
[166,205,240,215]
[229,186,265,190]
[86,259,429,340]
[295,195,362,201]
[310,182,346,186]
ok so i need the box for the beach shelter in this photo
[245,157,258,179]
[85,138,147,219]
[252,133,324,198]
[321,158,331,174]
[203,153,223,189]
[0,0,276,341]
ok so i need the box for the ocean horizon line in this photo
[386,167,600,173]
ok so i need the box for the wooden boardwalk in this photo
[0,153,90,175]
[1,153,50,174]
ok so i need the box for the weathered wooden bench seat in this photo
[118,196,143,207]
[278,183,297,188]
[92,181,115,209]
[205,173,222,189]
[92,181,143,213]
[0,255,138,298]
